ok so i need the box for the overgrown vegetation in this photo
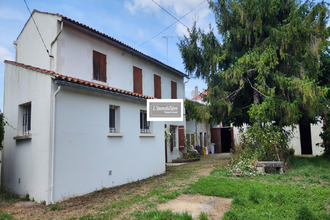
[179,0,329,163]
[187,157,330,219]
[184,100,209,122]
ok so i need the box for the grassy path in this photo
[0,154,231,220]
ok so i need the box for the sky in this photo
[0,0,217,111]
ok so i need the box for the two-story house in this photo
[2,10,186,204]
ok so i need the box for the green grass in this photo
[187,156,330,219]
[131,210,193,220]
[0,211,13,220]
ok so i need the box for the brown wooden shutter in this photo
[170,125,174,152]
[165,124,168,163]
[171,81,177,99]
[191,134,195,147]
[154,74,161,99]
[178,125,185,151]
[133,66,143,94]
[93,50,106,82]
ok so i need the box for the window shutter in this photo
[171,81,177,99]
[204,132,207,147]
[93,51,100,80]
[170,125,174,152]
[154,74,161,99]
[99,52,106,82]
[93,51,106,82]
[133,67,143,94]
[178,125,185,151]
[200,132,203,146]
[191,134,195,147]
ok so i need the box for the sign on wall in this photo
[147,99,183,121]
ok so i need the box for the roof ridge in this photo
[4,60,155,100]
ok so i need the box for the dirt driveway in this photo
[0,154,231,219]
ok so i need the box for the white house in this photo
[2,10,187,204]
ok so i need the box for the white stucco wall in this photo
[56,25,184,99]
[2,64,52,201]
[233,123,324,156]
[53,86,165,202]
[186,119,211,150]
[287,122,324,156]
[16,12,60,70]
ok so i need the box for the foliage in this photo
[0,211,13,220]
[132,210,192,220]
[0,112,6,151]
[179,0,329,128]
[184,100,210,122]
[231,145,258,176]
[183,150,201,160]
[187,157,330,219]
[242,124,293,162]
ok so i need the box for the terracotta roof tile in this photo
[5,60,155,100]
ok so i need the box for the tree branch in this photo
[247,78,269,98]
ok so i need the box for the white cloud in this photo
[0,7,27,21]
[0,46,14,62]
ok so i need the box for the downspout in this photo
[50,85,61,204]
[49,20,63,70]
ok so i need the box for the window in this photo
[93,50,107,82]
[154,74,161,98]
[133,66,142,94]
[19,102,31,136]
[172,126,177,149]
[171,81,177,99]
[109,105,119,133]
[140,110,150,133]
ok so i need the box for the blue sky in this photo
[0,0,216,110]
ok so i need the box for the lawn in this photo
[0,155,329,219]
[186,156,330,220]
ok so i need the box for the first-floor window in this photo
[172,126,177,148]
[109,105,120,133]
[140,110,150,133]
[21,102,31,135]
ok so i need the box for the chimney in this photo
[195,86,198,99]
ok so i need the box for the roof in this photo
[5,60,155,100]
[30,10,187,78]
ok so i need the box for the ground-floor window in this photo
[140,110,151,133]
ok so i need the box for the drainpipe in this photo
[50,85,61,204]
[49,21,63,70]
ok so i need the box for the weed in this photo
[50,204,63,211]
[131,210,192,220]
[0,211,13,220]
[199,212,209,220]
[79,213,95,220]
[296,204,317,220]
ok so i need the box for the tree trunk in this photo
[253,89,261,127]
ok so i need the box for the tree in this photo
[179,0,329,128]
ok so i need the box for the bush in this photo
[183,150,201,159]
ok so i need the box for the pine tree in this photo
[179,0,329,127]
